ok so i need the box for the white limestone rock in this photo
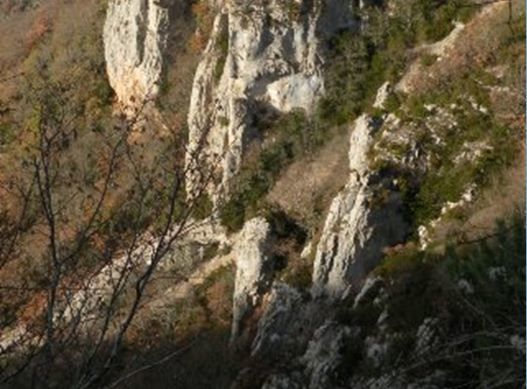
[251,282,303,357]
[186,0,326,202]
[364,336,390,369]
[257,321,357,389]
[457,279,474,295]
[267,74,323,113]
[301,240,314,259]
[510,335,526,353]
[231,217,273,341]
[312,114,408,299]
[373,82,392,110]
[415,317,440,355]
[353,276,385,309]
[488,266,507,281]
[104,0,169,110]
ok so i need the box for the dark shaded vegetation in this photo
[318,0,475,127]
[335,213,525,387]
[220,110,316,232]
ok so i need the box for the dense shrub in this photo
[192,193,214,220]
[319,0,476,127]
[404,74,519,226]
[214,17,229,82]
[220,110,311,231]
[336,213,526,386]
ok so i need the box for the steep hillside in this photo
[0,1,524,388]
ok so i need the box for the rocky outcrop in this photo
[353,276,386,308]
[104,0,169,110]
[300,321,355,389]
[415,317,440,355]
[250,282,325,359]
[261,374,304,389]
[250,282,303,357]
[186,0,327,202]
[312,113,408,299]
[231,217,273,342]
[259,321,354,389]
[373,82,392,110]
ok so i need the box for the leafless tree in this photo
[0,71,217,389]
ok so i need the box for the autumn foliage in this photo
[25,10,53,50]
[189,0,213,52]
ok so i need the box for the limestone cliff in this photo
[103,0,169,111]
[311,113,408,298]
[231,217,273,342]
[185,0,326,202]
[99,1,523,387]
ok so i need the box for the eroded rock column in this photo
[103,0,169,112]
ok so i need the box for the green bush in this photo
[383,93,402,113]
[318,0,471,128]
[214,18,229,83]
[265,207,307,243]
[219,196,247,233]
[318,31,370,126]
[336,214,526,386]
[420,53,437,67]
[220,111,311,232]
[0,122,13,145]
[192,193,214,220]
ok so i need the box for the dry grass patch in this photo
[267,127,350,227]
[398,0,525,96]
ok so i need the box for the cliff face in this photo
[184,0,360,203]
[103,0,169,111]
[231,217,273,342]
[312,112,408,299]
[98,0,524,387]
[101,0,357,200]
[185,0,329,201]
[99,0,406,349]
